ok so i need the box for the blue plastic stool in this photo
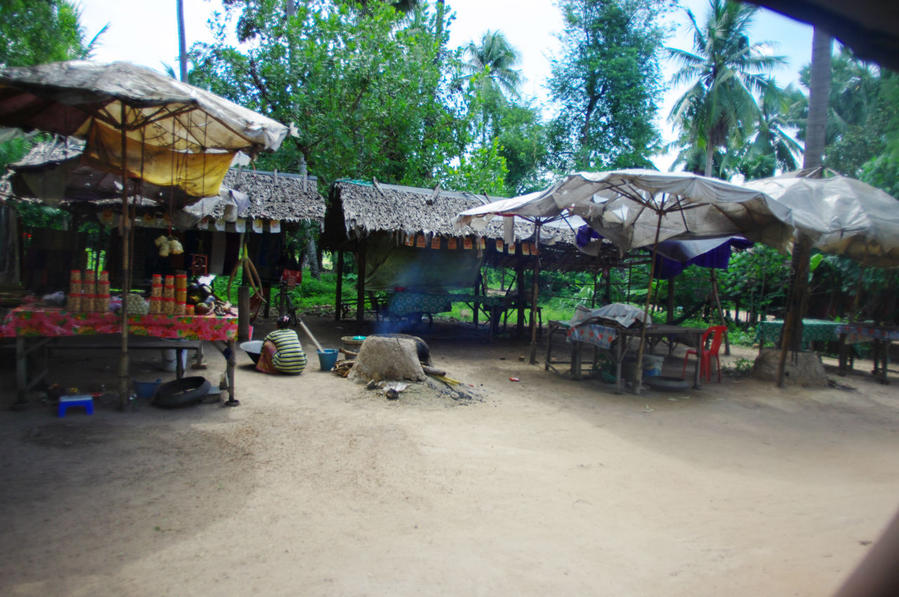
[58,395,94,418]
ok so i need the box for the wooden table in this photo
[380,292,533,339]
[835,323,898,384]
[756,318,842,351]
[545,320,705,393]
[1,306,241,407]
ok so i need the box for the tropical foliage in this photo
[668,0,786,178]
[0,0,102,67]
[548,0,668,172]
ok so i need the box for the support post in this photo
[711,270,730,355]
[335,250,344,321]
[528,223,542,365]
[118,107,131,411]
[633,210,664,394]
[238,286,250,342]
[777,234,813,387]
[356,244,366,322]
[473,269,481,327]
[666,278,675,324]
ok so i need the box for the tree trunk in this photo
[305,236,320,279]
[804,29,832,170]
[776,28,831,387]
[176,0,187,82]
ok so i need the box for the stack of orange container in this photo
[163,275,175,314]
[67,270,82,312]
[96,270,110,313]
[175,273,188,315]
[82,269,97,312]
[149,274,163,314]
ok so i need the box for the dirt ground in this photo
[1,314,897,597]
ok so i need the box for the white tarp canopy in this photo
[0,61,288,198]
[745,172,899,268]
[456,169,797,254]
[536,170,796,251]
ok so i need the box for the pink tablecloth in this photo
[0,306,240,341]
[567,323,618,349]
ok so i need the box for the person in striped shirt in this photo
[256,315,306,375]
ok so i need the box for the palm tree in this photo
[668,0,785,177]
[464,30,522,100]
[735,83,803,178]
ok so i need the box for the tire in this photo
[152,376,211,408]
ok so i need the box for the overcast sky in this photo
[78,0,814,171]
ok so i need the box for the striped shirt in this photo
[265,329,306,374]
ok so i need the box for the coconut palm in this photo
[734,83,803,178]
[668,0,785,177]
[464,30,522,100]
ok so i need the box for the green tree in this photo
[493,101,550,194]
[548,0,668,172]
[668,0,784,177]
[194,0,466,189]
[789,47,899,196]
[0,0,101,66]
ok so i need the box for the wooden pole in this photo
[711,270,730,355]
[515,259,525,336]
[238,286,250,342]
[666,277,675,323]
[634,208,664,394]
[777,233,813,386]
[473,269,481,327]
[356,242,366,322]
[118,106,131,410]
[528,222,542,365]
[335,249,344,321]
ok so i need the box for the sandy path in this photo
[0,316,897,596]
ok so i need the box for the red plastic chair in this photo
[682,325,727,382]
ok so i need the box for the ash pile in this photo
[334,334,481,402]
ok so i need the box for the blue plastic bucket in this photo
[317,348,339,371]
[642,354,664,378]
[134,379,162,399]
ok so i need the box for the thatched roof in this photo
[325,179,575,245]
[323,179,620,272]
[222,169,325,223]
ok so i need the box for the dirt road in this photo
[1,316,897,596]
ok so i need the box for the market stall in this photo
[1,304,241,403]
[0,60,288,407]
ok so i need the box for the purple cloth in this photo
[576,224,751,279]
[576,225,602,248]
